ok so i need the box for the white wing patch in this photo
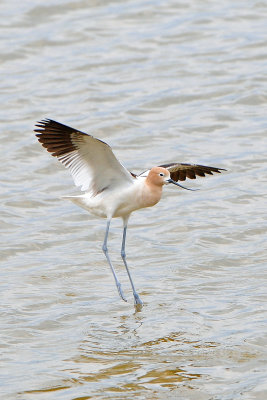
[35,119,134,196]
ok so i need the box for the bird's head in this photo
[147,167,196,191]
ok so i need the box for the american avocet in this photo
[35,119,225,306]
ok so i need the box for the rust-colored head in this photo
[146,167,171,187]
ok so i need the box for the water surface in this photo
[0,0,266,399]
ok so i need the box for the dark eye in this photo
[159,172,164,177]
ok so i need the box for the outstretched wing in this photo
[35,119,134,195]
[159,163,226,181]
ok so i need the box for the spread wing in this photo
[35,119,134,195]
[159,163,226,181]
[139,163,225,180]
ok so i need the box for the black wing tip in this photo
[34,118,57,133]
[160,163,227,182]
[34,118,88,138]
[160,163,226,171]
[35,118,54,125]
[210,167,227,174]
[189,164,227,173]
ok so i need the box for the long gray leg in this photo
[102,219,127,302]
[121,218,143,306]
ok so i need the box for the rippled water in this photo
[1,0,267,399]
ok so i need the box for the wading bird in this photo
[35,119,225,307]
